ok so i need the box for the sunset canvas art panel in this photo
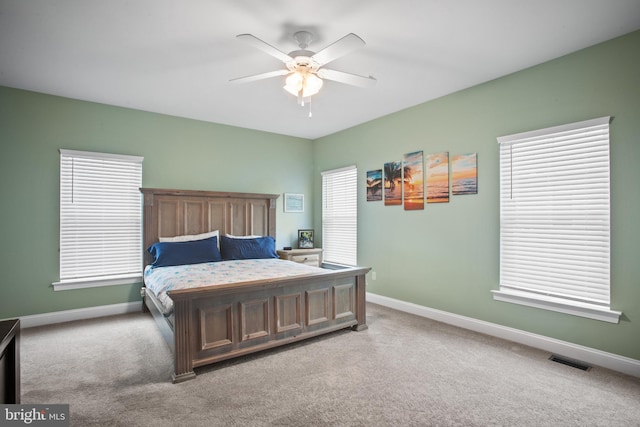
[384,161,403,206]
[426,152,450,203]
[367,169,383,201]
[403,150,424,210]
[452,153,478,195]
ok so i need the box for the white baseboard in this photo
[366,292,640,378]
[18,302,142,328]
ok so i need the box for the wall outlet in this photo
[372,271,377,280]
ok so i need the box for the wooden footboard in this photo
[157,266,368,383]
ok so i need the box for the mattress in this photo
[143,258,325,315]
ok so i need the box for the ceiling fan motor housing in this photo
[287,54,320,73]
[293,30,313,49]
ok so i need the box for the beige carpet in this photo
[20,303,640,426]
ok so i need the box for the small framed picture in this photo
[284,193,304,213]
[298,229,314,249]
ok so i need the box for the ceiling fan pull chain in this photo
[308,98,313,118]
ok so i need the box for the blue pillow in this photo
[148,236,222,267]
[220,236,278,260]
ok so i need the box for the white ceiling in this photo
[1,1,640,140]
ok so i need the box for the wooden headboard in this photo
[140,188,279,267]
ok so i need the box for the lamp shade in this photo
[284,72,303,96]
[283,70,323,98]
[303,73,323,97]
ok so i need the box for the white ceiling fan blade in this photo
[236,34,293,63]
[311,33,365,66]
[230,69,289,84]
[317,68,377,88]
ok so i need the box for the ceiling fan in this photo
[230,31,376,110]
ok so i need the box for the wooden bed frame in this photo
[140,188,370,383]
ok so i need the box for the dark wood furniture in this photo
[141,188,370,383]
[0,319,20,403]
[277,248,324,267]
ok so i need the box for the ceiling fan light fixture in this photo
[283,71,323,99]
[303,73,323,97]
[283,72,303,96]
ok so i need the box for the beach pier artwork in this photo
[367,169,383,201]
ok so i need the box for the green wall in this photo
[313,31,640,360]
[0,87,314,318]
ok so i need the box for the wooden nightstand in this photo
[277,248,323,267]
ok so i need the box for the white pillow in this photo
[225,234,261,239]
[160,230,220,247]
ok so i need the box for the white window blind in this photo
[56,149,143,290]
[494,116,620,323]
[322,165,357,266]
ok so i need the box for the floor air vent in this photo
[549,355,591,371]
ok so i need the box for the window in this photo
[322,165,357,266]
[53,149,143,291]
[494,116,620,323]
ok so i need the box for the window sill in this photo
[491,289,621,324]
[52,273,142,291]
